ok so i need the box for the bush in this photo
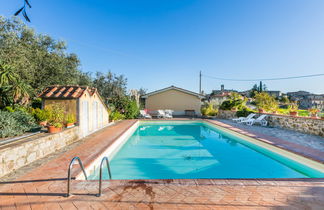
[65,113,76,124]
[109,96,139,119]
[236,107,255,117]
[254,92,278,112]
[0,110,38,138]
[219,92,246,110]
[47,104,65,128]
[201,103,218,116]
[33,108,51,122]
[110,111,125,121]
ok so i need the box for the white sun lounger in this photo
[232,113,256,123]
[157,110,172,118]
[164,109,173,118]
[243,115,268,126]
[139,110,152,119]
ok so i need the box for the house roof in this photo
[142,86,204,98]
[38,85,97,99]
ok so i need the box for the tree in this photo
[0,63,31,107]
[0,16,83,94]
[254,92,278,112]
[92,71,127,104]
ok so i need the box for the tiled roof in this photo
[38,85,97,99]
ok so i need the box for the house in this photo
[39,85,109,137]
[141,86,203,116]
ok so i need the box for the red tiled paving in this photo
[1,119,324,209]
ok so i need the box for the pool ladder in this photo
[66,156,112,197]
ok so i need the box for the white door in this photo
[93,101,98,130]
[99,105,103,128]
[82,101,89,136]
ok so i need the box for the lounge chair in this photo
[157,110,172,118]
[232,113,256,123]
[243,115,268,126]
[164,109,173,118]
[139,110,152,119]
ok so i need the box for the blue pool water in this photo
[88,122,324,179]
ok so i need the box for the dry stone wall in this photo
[0,127,81,178]
[216,110,324,137]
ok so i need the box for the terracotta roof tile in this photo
[38,85,90,99]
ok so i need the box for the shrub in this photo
[109,96,139,119]
[219,92,246,110]
[236,107,255,117]
[0,110,38,138]
[33,108,51,122]
[47,104,65,128]
[287,102,298,111]
[254,92,278,112]
[65,113,76,124]
[201,103,218,116]
[110,111,125,121]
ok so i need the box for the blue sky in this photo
[1,0,324,94]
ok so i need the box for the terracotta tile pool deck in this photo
[1,119,324,209]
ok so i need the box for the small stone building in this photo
[39,85,109,137]
[142,86,203,116]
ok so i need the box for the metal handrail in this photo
[97,156,112,197]
[66,156,88,197]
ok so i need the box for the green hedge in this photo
[0,110,38,138]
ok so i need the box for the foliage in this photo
[109,96,139,119]
[65,113,76,124]
[0,62,31,107]
[31,98,42,109]
[287,102,298,111]
[236,107,255,117]
[280,96,290,104]
[201,102,218,116]
[33,108,51,122]
[0,110,38,138]
[219,92,246,110]
[92,71,127,104]
[250,82,267,97]
[47,104,64,127]
[0,17,87,97]
[254,92,278,112]
[110,111,125,121]
[308,108,319,115]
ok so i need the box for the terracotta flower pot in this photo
[47,126,62,133]
[258,108,265,113]
[289,111,298,117]
[321,117,324,120]
[66,123,74,128]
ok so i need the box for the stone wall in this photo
[216,110,324,137]
[0,127,81,178]
[217,110,237,119]
[267,115,324,137]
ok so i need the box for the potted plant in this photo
[34,108,50,126]
[65,113,76,128]
[254,92,278,113]
[47,104,64,133]
[288,103,298,116]
[308,108,319,118]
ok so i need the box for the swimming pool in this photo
[87,121,324,180]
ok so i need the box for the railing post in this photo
[97,157,112,197]
[66,157,87,197]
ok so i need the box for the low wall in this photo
[0,127,81,178]
[267,115,324,137]
[216,110,324,137]
[217,110,237,119]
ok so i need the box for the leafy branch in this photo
[14,0,32,22]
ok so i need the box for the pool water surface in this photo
[88,121,324,180]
